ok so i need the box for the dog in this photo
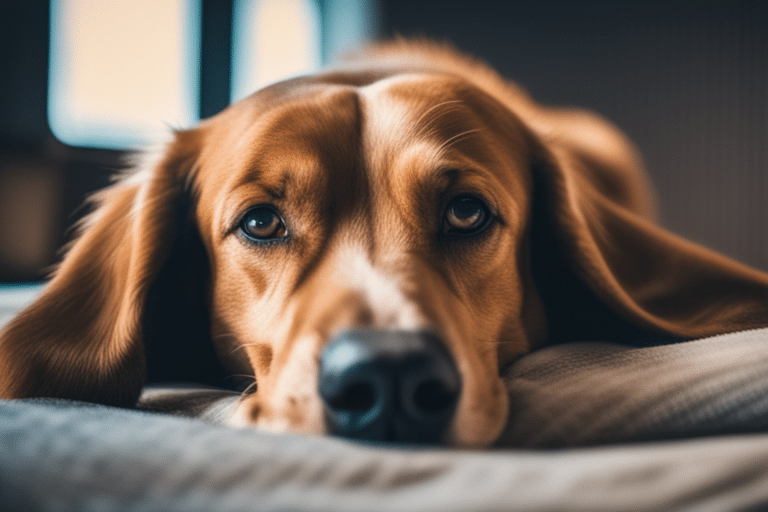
[2,40,768,447]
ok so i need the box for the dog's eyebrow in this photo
[433,167,461,189]
[220,171,293,236]
[230,169,291,202]
[430,166,489,188]
[260,172,290,201]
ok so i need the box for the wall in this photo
[381,0,768,271]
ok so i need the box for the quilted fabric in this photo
[4,398,768,512]
[138,329,768,448]
[4,281,768,510]
[500,328,768,447]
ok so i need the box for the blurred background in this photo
[0,0,766,283]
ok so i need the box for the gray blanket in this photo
[501,329,768,447]
[136,328,768,449]
[3,284,768,510]
[3,397,768,512]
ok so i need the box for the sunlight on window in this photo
[231,0,322,102]
[323,0,381,63]
[48,0,200,149]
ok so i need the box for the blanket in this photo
[4,397,768,512]
[3,285,768,510]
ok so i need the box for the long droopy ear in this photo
[0,130,204,406]
[528,110,768,345]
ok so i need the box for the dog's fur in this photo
[2,40,768,447]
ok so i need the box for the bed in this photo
[3,284,768,511]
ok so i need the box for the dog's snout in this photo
[318,330,461,443]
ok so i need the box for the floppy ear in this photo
[528,111,768,345]
[0,129,217,406]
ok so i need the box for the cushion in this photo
[138,328,768,449]
[4,284,768,509]
[4,398,768,511]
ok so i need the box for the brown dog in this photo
[2,40,768,447]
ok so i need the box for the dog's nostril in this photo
[327,381,377,413]
[319,330,461,444]
[412,379,457,413]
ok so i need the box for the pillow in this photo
[6,284,768,447]
[136,328,768,448]
[4,395,768,511]
[500,328,768,447]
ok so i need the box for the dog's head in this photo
[194,72,551,446]
[2,42,767,447]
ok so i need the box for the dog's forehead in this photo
[193,81,362,224]
[205,71,507,159]
[199,80,361,177]
[358,73,516,169]
[201,72,513,175]
[193,71,529,239]
[356,72,533,214]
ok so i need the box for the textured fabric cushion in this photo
[137,328,768,448]
[4,398,768,512]
[500,328,768,447]
[4,282,768,509]
[5,288,768,448]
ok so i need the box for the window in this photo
[231,0,321,102]
[48,0,201,149]
[48,0,380,150]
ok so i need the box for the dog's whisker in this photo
[210,333,254,359]
[220,373,258,401]
[437,128,481,154]
[221,341,267,359]
[238,381,258,401]
[413,100,466,137]
[211,333,262,358]
[226,373,256,380]
[412,99,462,128]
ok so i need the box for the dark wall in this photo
[0,1,766,280]
[380,0,768,271]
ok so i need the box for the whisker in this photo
[223,342,267,359]
[210,332,266,359]
[220,372,257,399]
[412,100,469,141]
[210,333,253,359]
[437,128,481,154]
[211,333,237,340]
[238,381,258,401]
[226,373,256,380]
[412,99,463,128]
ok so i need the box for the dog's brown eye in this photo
[443,195,492,235]
[240,206,287,241]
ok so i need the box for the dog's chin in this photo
[228,381,509,448]
[229,394,329,437]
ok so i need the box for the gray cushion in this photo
[4,284,768,510]
[501,328,768,447]
[4,397,768,512]
[137,328,768,448]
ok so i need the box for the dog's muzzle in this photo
[318,330,461,444]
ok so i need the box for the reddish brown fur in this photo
[2,40,768,447]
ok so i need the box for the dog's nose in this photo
[318,330,461,443]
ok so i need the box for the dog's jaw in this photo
[229,333,328,437]
[216,243,517,447]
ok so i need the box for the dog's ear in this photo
[529,111,768,344]
[0,129,215,406]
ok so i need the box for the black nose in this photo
[318,330,461,444]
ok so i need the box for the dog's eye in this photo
[443,195,492,235]
[240,206,287,241]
